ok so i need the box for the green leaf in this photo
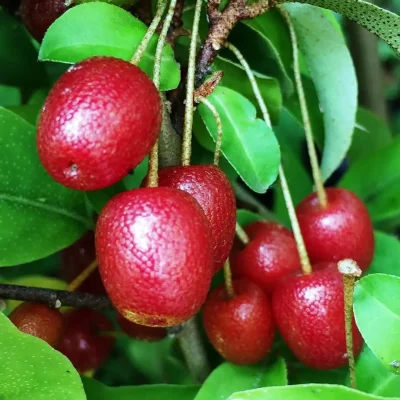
[350,345,400,397]
[284,3,357,181]
[76,0,136,6]
[6,104,42,125]
[194,358,287,400]
[212,57,282,125]
[0,10,47,88]
[0,312,85,400]
[39,3,180,91]
[83,377,199,400]
[85,181,126,214]
[284,0,400,58]
[354,274,400,375]
[367,232,400,278]
[236,209,265,227]
[196,86,280,193]
[0,85,21,107]
[228,384,400,400]
[0,107,90,266]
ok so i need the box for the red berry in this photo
[37,56,162,191]
[116,313,166,341]
[57,308,115,373]
[9,302,64,347]
[95,187,213,327]
[272,262,363,370]
[202,279,275,365]
[296,188,374,270]
[60,231,105,295]
[157,165,236,272]
[20,0,71,42]
[231,221,301,293]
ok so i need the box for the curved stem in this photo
[195,95,223,166]
[66,260,98,292]
[131,0,168,65]
[223,259,235,298]
[181,0,203,166]
[279,7,327,208]
[235,222,249,245]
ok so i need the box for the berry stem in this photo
[226,41,312,275]
[223,259,235,298]
[66,260,98,292]
[181,0,203,166]
[195,95,223,166]
[130,0,168,65]
[235,222,249,245]
[279,7,328,209]
[338,259,362,390]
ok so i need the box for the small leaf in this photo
[350,345,400,397]
[39,2,180,91]
[0,107,90,266]
[284,0,400,57]
[284,3,357,181]
[197,86,280,193]
[354,274,400,375]
[0,312,85,400]
[228,384,399,400]
[0,85,21,107]
[236,209,265,227]
[194,358,287,400]
[83,377,199,400]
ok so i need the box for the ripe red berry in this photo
[95,187,214,327]
[202,279,275,365]
[37,56,162,191]
[272,262,363,370]
[60,231,105,295]
[157,165,236,272]
[117,313,166,341]
[20,0,71,42]
[296,188,374,271]
[9,302,64,347]
[57,308,115,373]
[230,221,301,293]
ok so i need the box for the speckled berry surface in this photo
[20,0,70,42]
[158,165,236,272]
[117,313,166,341]
[296,188,374,271]
[95,187,214,327]
[231,221,301,293]
[272,262,363,370]
[37,56,162,191]
[9,302,64,347]
[57,308,114,373]
[202,279,275,365]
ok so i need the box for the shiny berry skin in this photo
[9,302,64,347]
[95,187,214,327]
[231,221,301,293]
[37,56,162,191]
[117,313,166,341]
[20,0,71,42]
[272,262,363,370]
[202,279,275,365]
[296,188,374,271]
[61,231,106,295]
[57,308,115,373]
[157,165,236,272]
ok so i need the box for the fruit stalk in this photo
[66,260,98,292]
[235,222,250,245]
[223,259,235,298]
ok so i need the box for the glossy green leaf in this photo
[6,104,42,126]
[228,384,400,400]
[367,232,400,277]
[0,10,47,88]
[39,3,180,91]
[283,0,400,58]
[76,0,136,5]
[212,58,282,125]
[83,378,199,400]
[236,209,265,227]
[284,3,357,181]
[0,85,21,107]
[0,312,85,399]
[0,107,90,266]
[354,274,400,375]
[350,345,400,397]
[197,86,280,193]
[194,358,287,400]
